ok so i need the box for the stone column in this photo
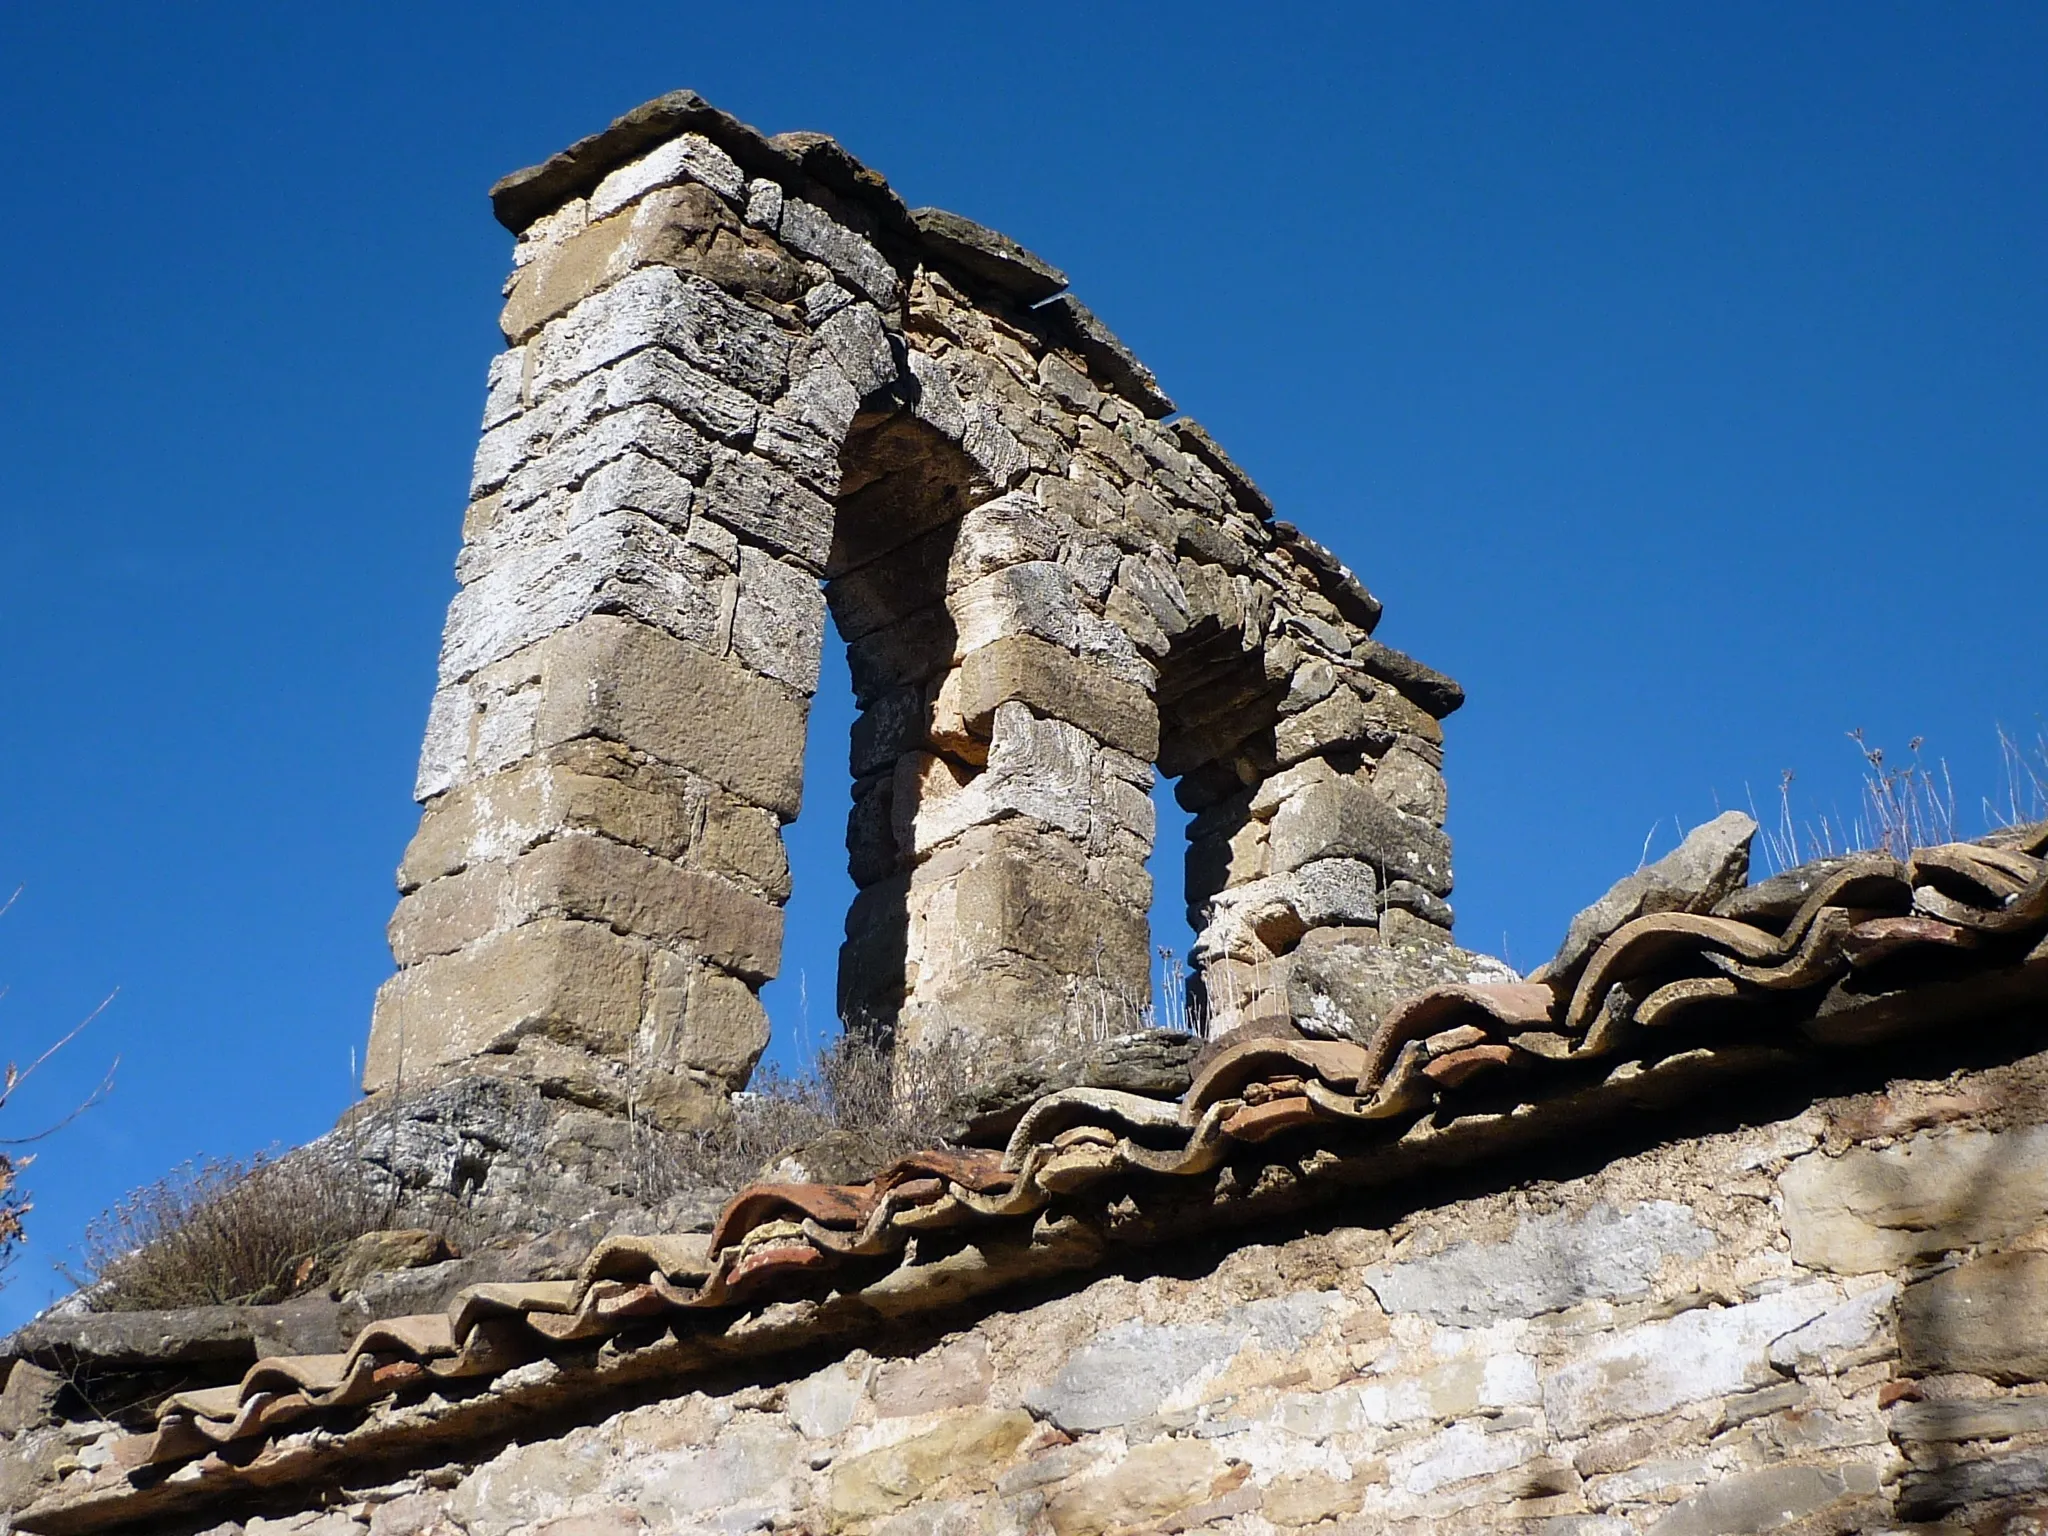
[367,128,883,1128]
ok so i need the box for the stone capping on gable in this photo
[13,821,2047,1532]
[485,89,1210,426]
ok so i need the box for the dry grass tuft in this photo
[1757,724,2047,874]
[641,1034,972,1196]
[81,1152,404,1311]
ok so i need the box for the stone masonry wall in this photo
[167,1038,2048,1536]
[366,96,1462,1125]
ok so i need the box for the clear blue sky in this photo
[3,4,2043,1328]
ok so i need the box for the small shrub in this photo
[82,1152,402,1311]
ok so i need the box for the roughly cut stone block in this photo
[366,919,648,1089]
[1043,1440,1227,1535]
[952,634,1159,760]
[910,207,1069,303]
[1781,1125,2048,1273]
[1542,1283,1837,1436]
[389,835,783,979]
[529,615,809,820]
[826,1409,1033,1520]
[588,131,744,216]
[952,849,1149,988]
[650,955,770,1084]
[778,197,898,307]
[701,450,836,572]
[1900,1250,2048,1382]
[441,511,726,681]
[1268,777,1454,895]
[529,265,791,402]
[1645,1463,1882,1536]
[731,546,826,691]
[1039,294,1175,418]
[949,562,1153,693]
[1363,1202,1716,1327]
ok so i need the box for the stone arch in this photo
[363,94,1462,1128]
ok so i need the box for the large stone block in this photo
[442,508,732,682]
[401,745,688,890]
[399,744,790,904]
[648,954,770,1085]
[1268,777,1454,895]
[1900,1250,2048,1382]
[700,450,835,572]
[1644,1463,1882,1536]
[951,848,1149,988]
[530,615,809,820]
[1363,1202,1717,1327]
[949,561,1154,692]
[1781,1125,2048,1274]
[731,546,826,691]
[951,634,1159,760]
[528,265,791,403]
[390,835,783,980]
[365,919,647,1089]
[1542,1283,1837,1436]
[587,131,744,216]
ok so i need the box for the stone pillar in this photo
[367,127,866,1128]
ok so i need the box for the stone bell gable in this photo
[364,91,1464,1126]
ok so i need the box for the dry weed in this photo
[81,1152,404,1311]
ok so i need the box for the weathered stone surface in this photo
[1022,1293,1332,1433]
[1543,811,1756,983]
[1172,419,1274,522]
[910,207,1069,303]
[488,88,778,232]
[1381,877,1454,927]
[951,850,1149,988]
[1288,926,1516,1040]
[1039,294,1175,418]
[827,1409,1033,1519]
[366,918,630,1082]
[700,450,835,572]
[1543,1283,1837,1436]
[529,265,791,402]
[1645,1462,1882,1536]
[945,1030,1202,1143]
[1043,1439,1227,1536]
[588,130,745,215]
[325,1229,455,1299]
[1268,777,1454,895]
[1364,1202,1716,1326]
[529,616,809,821]
[1892,1394,2048,1443]
[1781,1125,2048,1273]
[777,196,899,307]
[1898,1448,2048,1522]
[389,836,783,979]
[4,1306,261,1372]
[872,1337,992,1417]
[1901,1250,2048,1382]
[441,512,725,683]
[0,1359,61,1433]
[951,634,1158,761]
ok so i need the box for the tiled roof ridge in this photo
[20,822,2048,1532]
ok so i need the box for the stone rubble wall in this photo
[154,1044,2048,1536]
[366,107,1461,1123]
